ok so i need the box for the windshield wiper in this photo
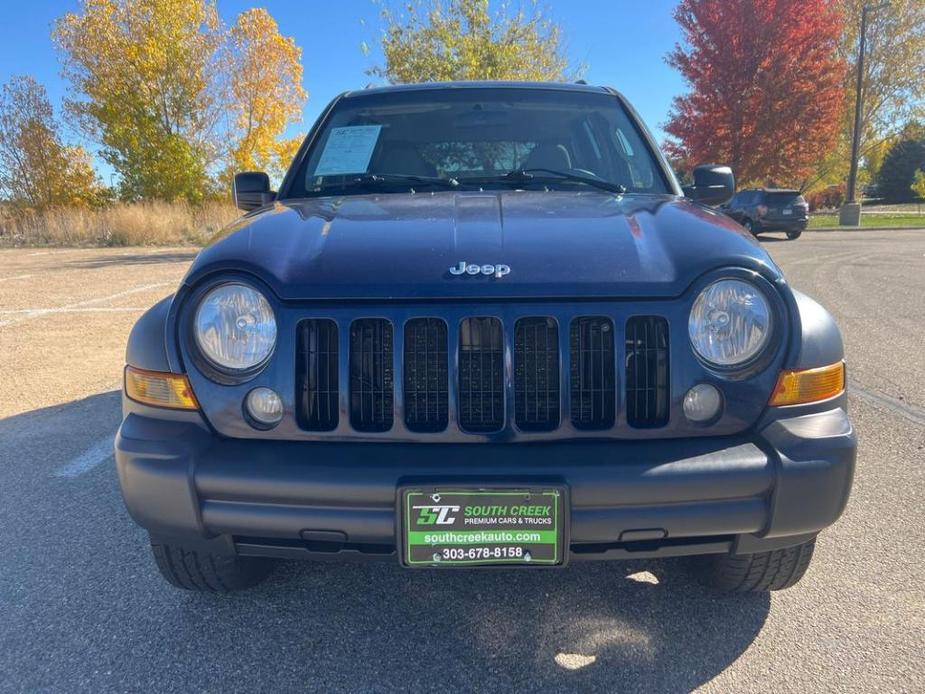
[313,172,460,193]
[469,168,626,194]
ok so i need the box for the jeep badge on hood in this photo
[449,261,511,278]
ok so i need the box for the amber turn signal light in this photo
[124,366,199,410]
[769,361,845,406]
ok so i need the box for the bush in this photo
[805,184,846,212]
[0,200,239,247]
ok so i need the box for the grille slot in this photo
[403,318,449,432]
[514,317,560,431]
[458,317,504,432]
[570,317,616,430]
[296,319,339,431]
[625,316,670,428]
[349,319,394,432]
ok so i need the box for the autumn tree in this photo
[226,8,306,181]
[0,75,101,209]
[370,0,572,83]
[664,0,846,186]
[53,0,224,202]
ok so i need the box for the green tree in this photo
[0,75,102,209]
[876,135,925,202]
[369,0,573,83]
[53,0,224,202]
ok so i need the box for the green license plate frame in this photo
[399,486,567,568]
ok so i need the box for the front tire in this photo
[787,230,802,240]
[696,538,816,592]
[151,542,274,592]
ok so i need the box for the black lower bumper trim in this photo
[232,535,735,562]
[116,405,855,562]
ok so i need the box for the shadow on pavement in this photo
[64,250,198,268]
[0,391,769,693]
[755,234,799,243]
[205,558,770,692]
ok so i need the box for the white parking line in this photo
[0,282,170,328]
[53,437,115,478]
[0,307,148,315]
[0,274,34,283]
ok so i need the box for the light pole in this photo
[840,1,890,226]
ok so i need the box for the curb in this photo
[807,226,925,232]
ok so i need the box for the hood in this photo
[185,191,781,300]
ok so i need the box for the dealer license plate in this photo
[400,488,565,567]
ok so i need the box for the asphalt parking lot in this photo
[1,230,923,693]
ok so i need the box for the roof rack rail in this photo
[574,79,588,85]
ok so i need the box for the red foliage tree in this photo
[664,0,846,187]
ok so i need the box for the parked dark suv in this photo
[722,188,809,239]
[115,82,854,594]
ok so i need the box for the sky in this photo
[0,0,687,181]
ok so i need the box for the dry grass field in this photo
[0,200,239,247]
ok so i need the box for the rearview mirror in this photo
[682,165,735,206]
[233,172,274,211]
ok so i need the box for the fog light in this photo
[683,384,722,423]
[245,387,283,427]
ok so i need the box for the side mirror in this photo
[683,165,735,206]
[233,171,274,211]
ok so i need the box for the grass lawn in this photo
[809,213,925,229]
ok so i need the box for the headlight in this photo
[689,279,772,367]
[194,283,276,371]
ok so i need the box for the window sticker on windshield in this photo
[313,125,382,176]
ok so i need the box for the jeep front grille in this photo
[294,311,671,437]
[296,319,339,431]
[458,317,504,432]
[625,316,670,428]
[569,317,616,430]
[514,317,560,431]
[349,319,394,432]
[403,318,449,432]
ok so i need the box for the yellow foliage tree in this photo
[830,0,925,182]
[912,169,925,201]
[226,8,307,181]
[370,0,573,83]
[0,75,102,210]
[801,1,924,193]
[53,0,224,202]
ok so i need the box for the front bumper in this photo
[115,402,855,562]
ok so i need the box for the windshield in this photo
[286,88,671,197]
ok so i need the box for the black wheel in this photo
[696,538,816,593]
[743,219,756,235]
[151,542,274,592]
[787,230,802,240]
